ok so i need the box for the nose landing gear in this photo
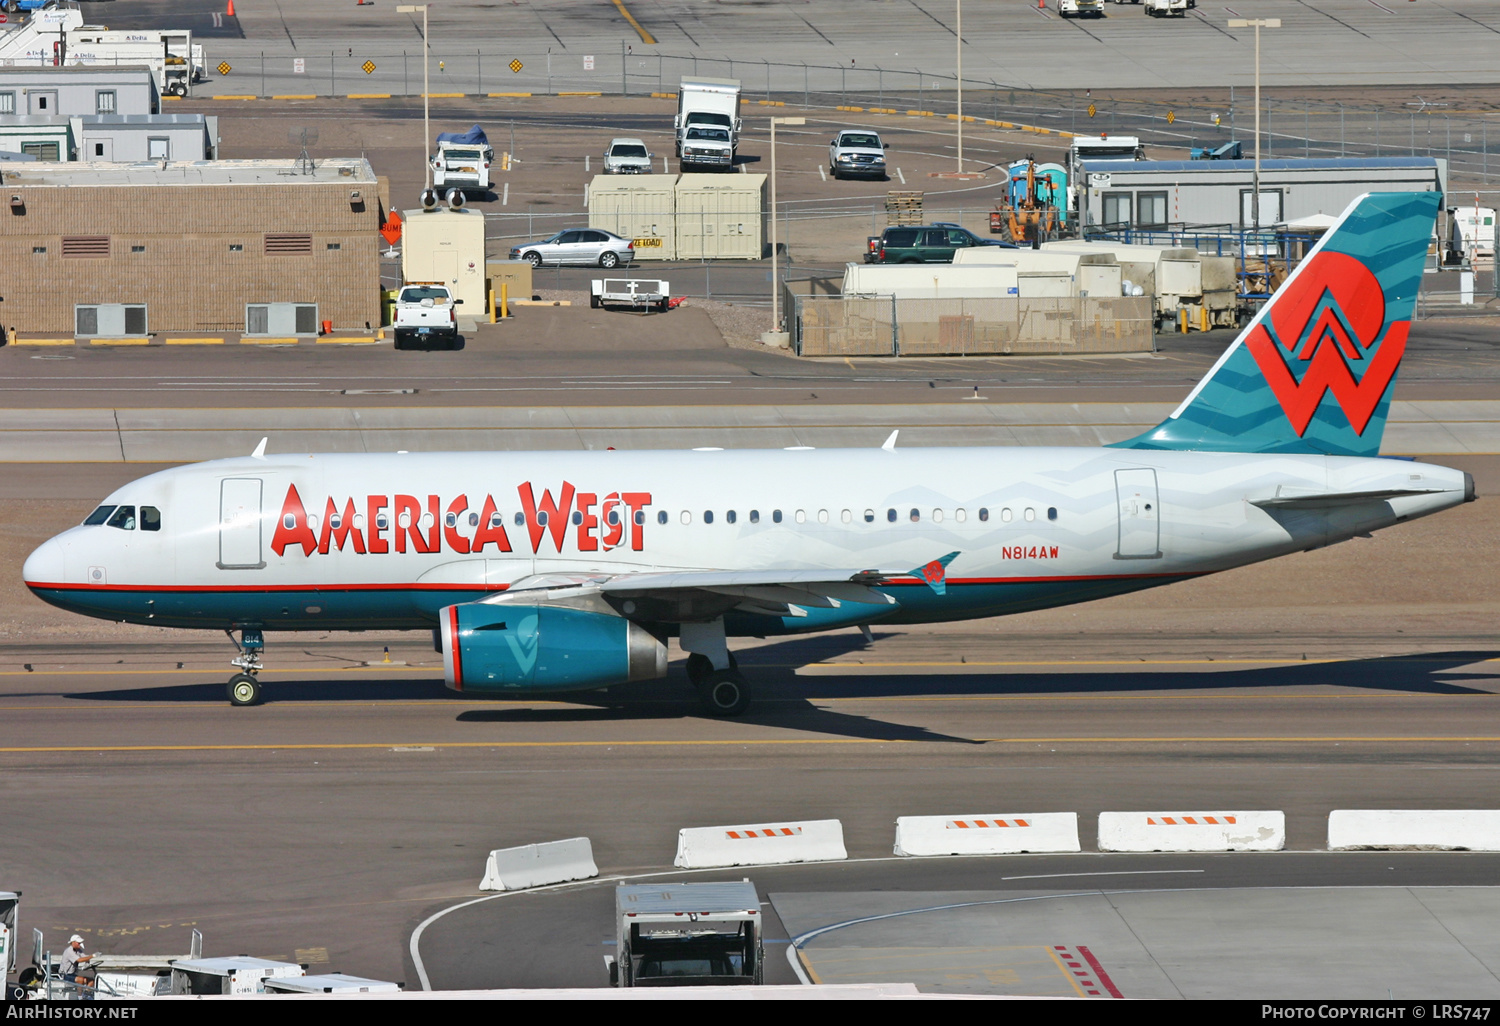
[225,627,264,706]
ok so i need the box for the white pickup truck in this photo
[392,283,462,350]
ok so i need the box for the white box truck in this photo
[675,77,740,170]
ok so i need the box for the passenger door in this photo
[218,478,266,570]
[552,230,586,264]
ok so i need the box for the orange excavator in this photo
[990,156,1060,246]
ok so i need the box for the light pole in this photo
[955,0,963,172]
[397,3,431,190]
[1228,17,1280,232]
[769,116,805,338]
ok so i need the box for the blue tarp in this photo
[436,125,489,147]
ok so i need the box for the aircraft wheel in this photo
[227,673,261,707]
[685,653,712,685]
[698,670,751,717]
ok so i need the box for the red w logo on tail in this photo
[1244,251,1407,436]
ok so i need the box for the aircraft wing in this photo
[491,567,910,620]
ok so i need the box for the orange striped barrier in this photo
[896,813,1079,856]
[676,820,845,868]
[1098,811,1284,852]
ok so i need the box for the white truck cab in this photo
[1060,0,1105,16]
[674,77,741,169]
[393,282,462,350]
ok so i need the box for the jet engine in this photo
[437,601,666,692]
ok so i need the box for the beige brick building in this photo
[0,158,382,336]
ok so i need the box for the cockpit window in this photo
[141,506,161,532]
[83,505,117,526]
[106,505,136,531]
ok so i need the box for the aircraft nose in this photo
[23,537,65,591]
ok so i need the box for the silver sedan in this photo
[509,229,635,268]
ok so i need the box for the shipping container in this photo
[588,173,678,260]
[674,172,765,261]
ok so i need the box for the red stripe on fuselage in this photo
[24,581,512,594]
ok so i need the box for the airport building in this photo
[0,112,218,162]
[0,158,383,336]
[1078,156,1446,231]
[0,66,160,117]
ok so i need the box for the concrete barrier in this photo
[479,836,598,891]
[674,820,846,869]
[1329,810,1500,851]
[1098,811,1285,852]
[894,813,1080,856]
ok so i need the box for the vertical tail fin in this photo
[1114,191,1439,457]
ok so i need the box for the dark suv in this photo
[866,223,1017,263]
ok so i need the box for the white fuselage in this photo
[22,446,1470,636]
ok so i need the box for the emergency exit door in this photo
[218,478,265,569]
[1114,468,1161,559]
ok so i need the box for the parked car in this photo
[828,129,887,180]
[509,229,634,268]
[604,137,654,175]
[867,223,1017,263]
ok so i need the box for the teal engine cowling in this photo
[438,601,667,692]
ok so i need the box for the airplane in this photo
[22,191,1474,713]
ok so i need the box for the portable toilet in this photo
[675,172,766,260]
[589,173,678,260]
[401,205,488,315]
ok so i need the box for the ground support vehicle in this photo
[432,125,493,195]
[16,923,205,1000]
[610,881,763,988]
[828,129,887,180]
[170,957,303,996]
[1060,0,1105,16]
[603,137,653,174]
[674,77,741,161]
[591,277,670,312]
[1146,0,1189,15]
[392,282,461,350]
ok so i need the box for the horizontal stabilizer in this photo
[1251,487,1453,510]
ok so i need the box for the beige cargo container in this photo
[674,172,765,260]
[588,173,678,260]
[401,206,487,314]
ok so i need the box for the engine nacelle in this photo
[438,602,666,692]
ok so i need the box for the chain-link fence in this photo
[188,48,1500,187]
[789,293,1154,358]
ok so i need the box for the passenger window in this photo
[864,509,875,523]
[817,510,829,524]
[841,510,852,524]
[514,512,526,526]
[909,508,920,522]
[704,511,714,524]
[634,510,645,526]
[376,513,389,530]
[607,509,621,526]
[749,510,760,524]
[106,505,136,531]
[932,509,943,523]
[1048,507,1058,521]
[571,511,583,526]
[84,505,117,526]
[887,508,897,522]
[795,510,806,524]
[726,510,737,524]
[468,512,479,528]
[537,511,549,527]
[979,508,989,522]
[772,510,783,523]
[489,512,502,528]
[681,511,692,525]
[955,508,966,523]
[1001,508,1013,523]
[332,514,345,530]
[354,514,366,529]
[1024,508,1036,522]
[141,506,161,531]
[658,510,669,525]
[397,511,411,528]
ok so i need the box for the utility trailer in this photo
[590,277,670,312]
[611,881,764,988]
[18,923,204,1000]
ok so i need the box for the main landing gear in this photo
[225,627,264,706]
[681,619,751,717]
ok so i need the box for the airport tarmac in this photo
[1,446,1497,993]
